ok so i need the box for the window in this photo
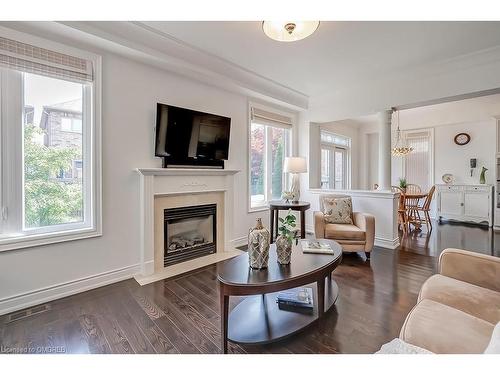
[320,131,350,189]
[0,31,101,251]
[249,106,292,210]
[404,129,433,191]
[61,117,83,133]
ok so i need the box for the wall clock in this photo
[454,133,471,146]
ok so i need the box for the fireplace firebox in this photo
[163,204,217,266]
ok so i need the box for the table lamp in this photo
[284,157,307,203]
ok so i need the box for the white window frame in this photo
[320,131,351,190]
[248,102,294,212]
[0,27,102,252]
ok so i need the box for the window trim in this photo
[0,27,102,252]
[320,130,351,190]
[248,102,294,213]
[401,128,435,190]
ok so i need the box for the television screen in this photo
[155,104,231,165]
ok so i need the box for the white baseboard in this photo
[230,235,247,248]
[0,263,140,316]
[375,236,400,250]
[305,224,315,234]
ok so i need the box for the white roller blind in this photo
[251,107,293,128]
[0,36,93,83]
[405,130,432,191]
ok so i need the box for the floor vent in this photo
[6,304,51,323]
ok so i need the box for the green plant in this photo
[278,209,297,242]
[399,177,407,189]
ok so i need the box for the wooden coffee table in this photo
[217,239,342,353]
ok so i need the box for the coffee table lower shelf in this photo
[227,279,339,345]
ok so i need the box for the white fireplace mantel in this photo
[135,167,242,284]
[136,168,241,176]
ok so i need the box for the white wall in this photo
[433,121,496,185]
[0,48,283,313]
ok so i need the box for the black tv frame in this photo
[155,103,230,169]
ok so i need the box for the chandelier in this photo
[391,109,413,157]
[262,21,320,42]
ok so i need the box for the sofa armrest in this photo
[353,212,375,252]
[314,211,325,239]
[439,248,500,292]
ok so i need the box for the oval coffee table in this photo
[217,239,342,353]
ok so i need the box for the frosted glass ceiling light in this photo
[262,21,320,42]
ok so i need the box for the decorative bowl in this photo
[442,174,454,184]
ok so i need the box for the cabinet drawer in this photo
[465,186,489,192]
[438,185,462,191]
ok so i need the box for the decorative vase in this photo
[275,235,292,265]
[248,218,270,269]
[480,167,488,184]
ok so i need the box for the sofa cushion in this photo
[325,223,366,241]
[322,197,353,224]
[484,322,500,354]
[419,274,500,324]
[400,299,494,354]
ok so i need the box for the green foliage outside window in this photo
[24,124,83,228]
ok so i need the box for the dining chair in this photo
[397,193,408,232]
[404,184,423,231]
[405,184,422,194]
[414,185,436,231]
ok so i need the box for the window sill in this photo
[0,226,102,253]
[248,206,270,214]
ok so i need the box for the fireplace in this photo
[163,204,217,266]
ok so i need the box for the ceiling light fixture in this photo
[262,21,320,42]
[391,109,413,157]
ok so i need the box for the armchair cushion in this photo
[322,196,353,224]
[325,223,366,241]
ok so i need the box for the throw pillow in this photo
[484,322,500,354]
[322,197,353,224]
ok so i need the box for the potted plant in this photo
[276,210,296,265]
[399,177,407,193]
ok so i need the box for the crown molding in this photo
[61,21,309,110]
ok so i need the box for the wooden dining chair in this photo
[404,184,423,231]
[414,185,436,231]
[397,193,408,232]
[405,184,422,194]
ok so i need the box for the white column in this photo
[378,109,393,191]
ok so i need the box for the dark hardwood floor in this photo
[1,221,498,354]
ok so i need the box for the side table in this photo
[269,201,310,243]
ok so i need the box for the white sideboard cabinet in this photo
[436,184,493,227]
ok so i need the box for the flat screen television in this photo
[155,103,231,168]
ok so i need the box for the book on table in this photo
[276,287,314,311]
[300,239,334,254]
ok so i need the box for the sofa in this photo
[399,248,500,353]
[314,194,375,257]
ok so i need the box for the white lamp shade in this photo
[284,157,307,173]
